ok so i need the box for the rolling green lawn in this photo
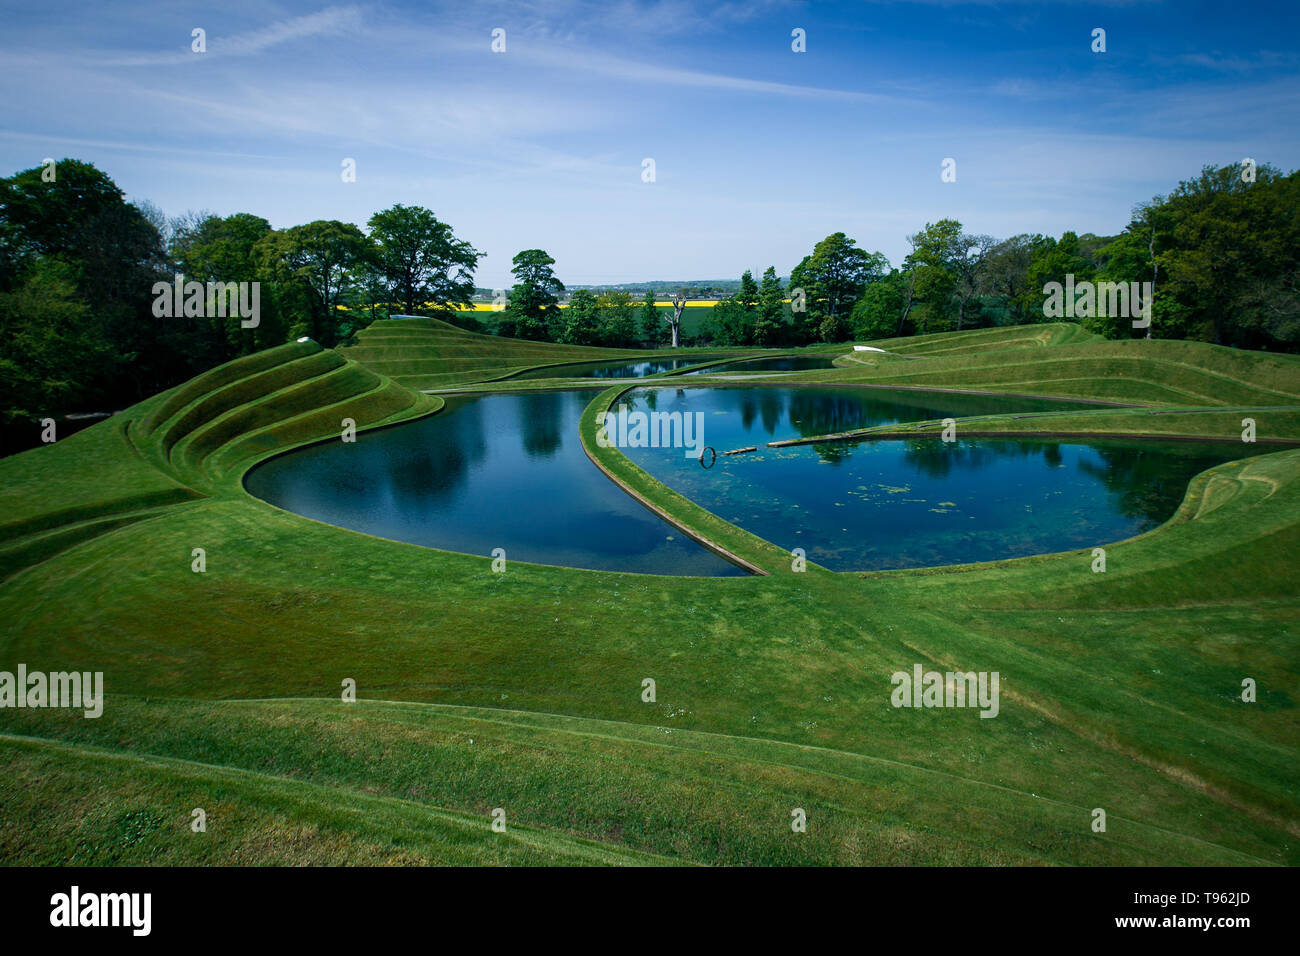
[1,322,1297,866]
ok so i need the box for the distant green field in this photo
[1,322,1296,866]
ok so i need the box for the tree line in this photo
[699,162,1299,350]
[0,159,488,425]
[2,157,1295,432]
[493,249,672,347]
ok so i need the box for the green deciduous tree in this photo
[638,289,662,345]
[1155,162,1300,348]
[951,233,995,331]
[980,234,1045,326]
[1026,231,1094,324]
[850,270,906,340]
[366,204,481,317]
[754,266,788,346]
[737,269,759,311]
[171,212,279,361]
[559,288,601,344]
[791,234,885,342]
[0,158,173,410]
[0,259,115,422]
[708,296,753,346]
[902,219,963,335]
[505,249,565,341]
[597,290,637,347]
[254,220,369,347]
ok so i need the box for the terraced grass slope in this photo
[133,339,441,494]
[1,323,1297,866]
[771,405,1300,448]
[807,327,1300,407]
[868,323,1104,357]
[343,316,719,390]
[0,340,439,585]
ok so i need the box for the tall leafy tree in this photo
[754,266,787,345]
[851,270,906,340]
[559,288,601,345]
[1092,206,1166,340]
[255,220,369,347]
[0,159,162,294]
[1026,230,1095,323]
[902,219,963,335]
[709,296,754,345]
[951,233,995,331]
[0,158,172,407]
[737,269,759,311]
[171,212,276,361]
[708,268,765,345]
[0,259,114,422]
[597,290,637,347]
[638,289,662,345]
[788,255,813,337]
[981,234,1045,326]
[1156,162,1299,348]
[172,212,270,278]
[366,204,481,316]
[793,234,885,342]
[505,249,565,341]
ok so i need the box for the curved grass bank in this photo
[768,405,1300,448]
[578,386,792,576]
[0,340,443,584]
[817,334,1300,407]
[342,315,757,390]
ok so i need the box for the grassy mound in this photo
[867,323,1104,357]
[814,336,1300,407]
[343,316,727,390]
[0,340,439,585]
[770,406,1300,448]
[132,339,440,493]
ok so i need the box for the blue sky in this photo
[2,0,1298,287]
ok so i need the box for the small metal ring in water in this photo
[699,446,717,469]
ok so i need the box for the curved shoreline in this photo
[579,386,770,576]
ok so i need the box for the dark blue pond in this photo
[613,386,1250,571]
[685,356,839,374]
[515,357,717,379]
[244,384,1248,575]
[244,390,747,576]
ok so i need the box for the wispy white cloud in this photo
[97,5,364,66]
[359,17,913,105]
[0,128,284,162]
[0,0,1293,286]
[517,45,911,102]
[988,78,1041,98]
[1160,50,1300,73]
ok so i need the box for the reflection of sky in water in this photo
[245,390,746,576]
[620,387,1249,571]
